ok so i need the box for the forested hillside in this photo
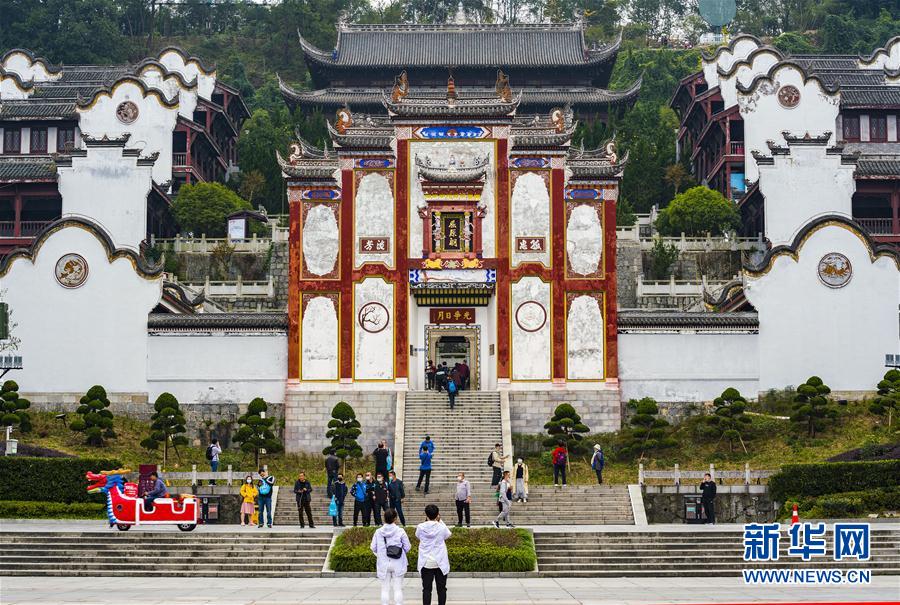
[2,0,898,217]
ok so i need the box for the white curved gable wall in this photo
[158,50,216,100]
[1,51,60,83]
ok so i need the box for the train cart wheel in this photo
[177,523,197,532]
[116,524,131,531]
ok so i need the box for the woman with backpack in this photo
[446,373,458,409]
[370,508,411,605]
[551,441,568,487]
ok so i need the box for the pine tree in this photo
[140,392,189,467]
[0,380,31,433]
[706,387,753,452]
[617,397,676,460]
[235,397,283,468]
[324,401,363,472]
[543,403,590,453]
[791,376,837,438]
[70,385,115,446]
[870,369,900,429]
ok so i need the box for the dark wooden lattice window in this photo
[57,127,75,152]
[842,115,860,141]
[870,115,887,142]
[30,127,48,153]
[3,128,21,153]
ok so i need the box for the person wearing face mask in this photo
[331,473,348,527]
[372,473,389,525]
[387,470,406,526]
[351,473,368,526]
[363,472,377,526]
[454,472,471,527]
[239,474,257,526]
[513,458,529,503]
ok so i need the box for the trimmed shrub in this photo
[329,526,536,573]
[0,457,121,503]
[70,385,115,446]
[140,392,189,466]
[778,487,900,520]
[543,403,590,453]
[705,387,752,452]
[324,401,363,469]
[790,376,837,437]
[1,380,31,433]
[0,500,106,519]
[235,397,283,468]
[769,460,900,503]
[617,397,676,460]
[870,369,900,428]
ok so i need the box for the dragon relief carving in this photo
[391,70,409,102]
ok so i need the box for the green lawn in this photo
[17,399,897,487]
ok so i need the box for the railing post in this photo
[251,233,258,252]
[236,274,243,297]
[271,221,278,240]
[700,274,707,294]
[267,275,274,298]
[191,464,197,486]
[638,463,644,486]
[637,274,644,297]
[669,274,676,296]
[674,463,680,486]
[710,463,716,482]
[174,234,182,253]
[204,275,210,297]
[744,462,751,485]
[680,232,687,251]
[227,464,233,486]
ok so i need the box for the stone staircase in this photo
[401,390,503,486]
[0,530,331,576]
[535,528,900,576]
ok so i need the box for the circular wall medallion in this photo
[817,253,852,288]
[358,302,389,333]
[116,101,139,124]
[55,254,89,288]
[515,301,547,333]
[777,85,801,108]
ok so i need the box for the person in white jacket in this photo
[415,504,452,605]
[370,508,411,605]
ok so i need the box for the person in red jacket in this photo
[551,442,568,487]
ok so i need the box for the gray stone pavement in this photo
[2,575,899,604]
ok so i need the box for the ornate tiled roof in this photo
[326,120,393,149]
[840,87,900,107]
[382,89,520,117]
[617,310,759,331]
[147,312,288,332]
[299,23,621,69]
[0,101,76,119]
[276,149,339,180]
[0,156,58,182]
[856,156,900,178]
[567,140,627,178]
[415,154,489,182]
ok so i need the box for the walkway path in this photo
[2,575,898,604]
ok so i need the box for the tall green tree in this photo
[543,403,591,453]
[791,376,837,438]
[656,186,741,236]
[171,182,251,237]
[236,397,283,468]
[140,392,189,467]
[0,380,31,434]
[70,385,116,447]
[236,107,293,214]
[324,401,363,472]
[870,369,900,429]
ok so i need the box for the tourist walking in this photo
[513,458,529,503]
[371,508,411,605]
[700,472,717,524]
[293,472,315,528]
[454,472,471,527]
[551,441,568,487]
[372,473,389,525]
[489,443,507,486]
[591,444,605,485]
[459,360,470,390]
[435,363,448,392]
[493,470,514,528]
[417,504,451,605]
[420,435,435,455]
[425,359,437,390]
[373,441,391,479]
[206,438,222,485]
[239,474,257,526]
[446,373,458,409]
[325,451,340,497]
[416,445,433,494]
[387,470,406,526]
[331,473,348,527]
[351,473,368,526]
[257,468,275,528]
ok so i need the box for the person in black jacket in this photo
[293,472,315,528]
[373,441,390,479]
[363,472,376,526]
[372,473,389,525]
[699,473,717,524]
[387,470,406,525]
[331,473,348,527]
[325,452,340,497]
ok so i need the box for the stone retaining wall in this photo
[642,485,776,524]
[508,390,621,436]
[284,391,396,454]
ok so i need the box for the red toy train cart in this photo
[86,470,198,531]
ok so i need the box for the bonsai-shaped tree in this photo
[870,369,900,429]
[618,397,676,460]
[791,376,836,437]
[235,397,283,468]
[705,387,752,452]
[70,385,115,446]
[140,392,189,467]
[324,401,363,472]
[0,380,31,433]
[543,403,590,454]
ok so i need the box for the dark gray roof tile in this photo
[0,156,58,182]
[147,312,288,331]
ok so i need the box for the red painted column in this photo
[395,141,410,380]
[12,192,22,238]
[604,193,619,380]
[892,185,900,236]
[287,193,301,379]
[550,168,566,380]
[495,139,510,380]
[340,168,354,380]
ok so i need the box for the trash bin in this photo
[200,496,220,523]
[683,494,704,524]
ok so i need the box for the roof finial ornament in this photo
[573,8,586,26]
[447,68,457,104]
[337,10,350,28]
[453,1,467,25]
[605,135,618,164]
[550,107,566,133]
[335,105,353,134]
[495,69,512,102]
[391,70,409,102]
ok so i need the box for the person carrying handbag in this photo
[370,509,411,605]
